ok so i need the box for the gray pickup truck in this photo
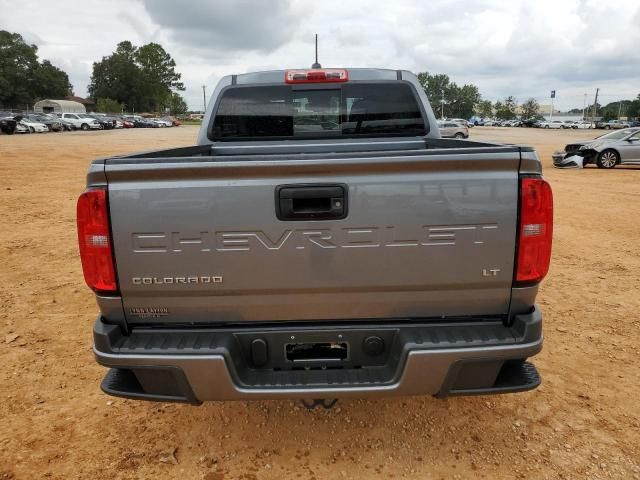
[78,68,553,405]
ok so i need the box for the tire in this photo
[81,123,89,131]
[454,132,465,139]
[605,125,611,130]
[596,149,619,168]
[544,125,549,129]
[29,127,35,133]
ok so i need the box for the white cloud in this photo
[1,0,638,110]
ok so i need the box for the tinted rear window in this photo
[211,82,426,140]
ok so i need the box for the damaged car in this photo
[554,128,640,168]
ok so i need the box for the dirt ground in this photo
[1,126,639,480]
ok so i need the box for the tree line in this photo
[417,72,544,120]
[0,31,73,109]
[0,30,188,114]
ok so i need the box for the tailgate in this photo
[106,150,520,324]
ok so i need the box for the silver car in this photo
[437,120,469,139]
[559,128,640,168]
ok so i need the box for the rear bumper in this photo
[93,308,543,404]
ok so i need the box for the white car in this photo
[14,123,29,134]
[151,118,172,127]
[448,118,473,128]
[574,121,595,129]
[539,120,565,129]
[19,119,48,133]
[55,113,101,131]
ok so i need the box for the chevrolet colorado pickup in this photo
[79,68,553,404]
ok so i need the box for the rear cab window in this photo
[210,82,427,141]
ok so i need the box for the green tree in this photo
[31,60,72,99]
[520,98,540,119]
[135,43,185,112]
[448,84,481,119]
[476,100,493,118]
[89,41,148,111]
[627,94,640,119]
[0,31,38,108]
[0,31,72,108]
[600,100,635,121]
[495,96,518,119]
[89,41,184,113]
[493,101,503,118]
[164,92,188,115]
[96,98,124,113]
[416,72,481,119]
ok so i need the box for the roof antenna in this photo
[311,34,321,69]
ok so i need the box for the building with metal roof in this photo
[33,99,86,114]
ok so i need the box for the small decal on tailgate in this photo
[128,307,169,318]
[131,275,223,285]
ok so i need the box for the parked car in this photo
[573,121,595,129]
[89,115,116,130]
[539,120,565,129]
[437,120,469,138]
[520,118,541,128]
[0,112,17,134]
[148,118,172,128]
[483,119,498,126]
[123,115,155,128]
[159,117,176,127]
[556,127,640,168]
[25,114,63,132]
[58,118,76,131]
[14,123,29,134]
[448,118,472,128]
[55,113,101,130]
[629,120,640,127]
[83,67,550,404]
[18,117,48,133]
[600,120,631,130]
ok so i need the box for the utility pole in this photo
[441,90,445,119]
[582,93,587,121]
[592,88,599,122]
[202,85,207,113]
[550,90,555,121]
[618,101,622,120]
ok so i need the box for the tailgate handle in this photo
[276,184,347,221]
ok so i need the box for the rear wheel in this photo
[29,127,35,133]
[597,149,619,168]
[454,132,465,139]
[81,123,89,131]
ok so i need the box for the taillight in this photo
[76,188,118,293]
[515,177,553,286]
[285,69,348,84]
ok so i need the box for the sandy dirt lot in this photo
[1,126,639,480]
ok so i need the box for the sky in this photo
[1,0,639,112]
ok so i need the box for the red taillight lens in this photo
[285,69,348,84]
[515,177,553,285]
[77,189,118,293]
